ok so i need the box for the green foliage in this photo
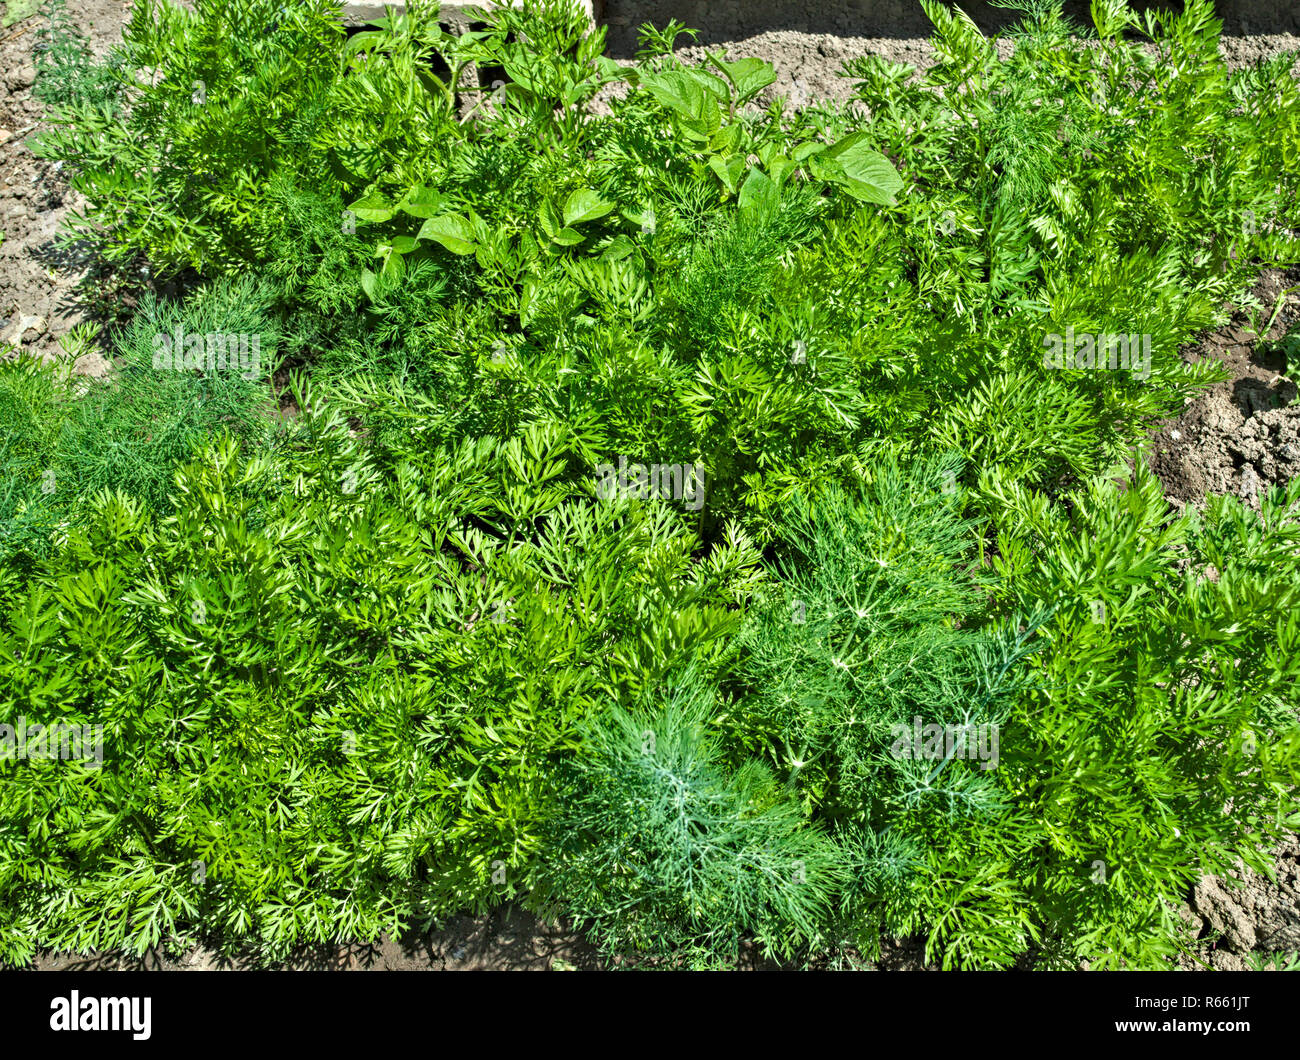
[725,455,1048,963]
[0,401,762,963]
[0,346,68,558]
[729,453,1010,821]
[33,0,353,273]
[834,0,1300,490]
[8,0,1300,971]
[0,276,276,562]
[534,673,839,967]
[962,465,1300,969]
[32,0,125,110]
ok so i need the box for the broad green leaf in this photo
[344,30,385,58]
[821,134,904,205]
[327,151,366,184]
[601,235,636,262]
[550,227,585,246]
[397,186,444,218]
[390,235,419,253]
[641,69,725,141]
[594,55,626,82]
[738,167,778,219]
[707,53,777,103]
[538,200,561,239]
[563,188,615,226]
[381,247,405,282]
[621,205,656,231]
[501,61,537,94]
[768,156,797,189]
[709,124,743,155]
[347,190,396,224]
[707,154,744,194]
[360,268,379,302]
[414,69,446,103]
[417,214,478,254]
[681,67,731,103]
[640,69,706,118]
[823,131,871,162]
[685,97,722,141]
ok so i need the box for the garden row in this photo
[2,0,1300,969]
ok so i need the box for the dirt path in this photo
[1,0,126,376]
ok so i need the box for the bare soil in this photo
[0,0,127,377]
[29,904,604,972]
[1150,267,1300,513]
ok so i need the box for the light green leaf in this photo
[707,154,744,194]
[681,67,731,103]
[538,200,560,239]
[550,227,585,246]
[563,188,615,226]
[397,185,444,218]
[820,134,904,205]
[707,53,777,103]
[709,124,743,155]
[641,69,705,117]
[640,69,724,140]
[360,268,379,301]
[381,247,405,282]
[416,214,478,254]
[768,156,797,189]
[347,190,396,224]
[738,167,778,219]
[601,235,636,262]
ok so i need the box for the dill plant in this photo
[0,275,277,564]
[533,673,840,968]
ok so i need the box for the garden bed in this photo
[3,0,1300,972]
